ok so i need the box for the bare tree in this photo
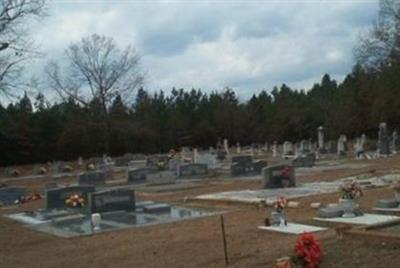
[355,0,400,71]
[0,0,47,96]
[46,34,144,153]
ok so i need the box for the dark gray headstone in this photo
[78,171,106,186]
[378,122,391,155]
[178,163,208,177]
[253,160,267,173]
[0,187,25,205]
[114,157,130,167]
[127,168,154,183]
[230,155,253,176]
[147,171,176,185]
[376,199,399,208]
[45,186,95,210]
[168,158,180,171]
[88,189,135,214]
[262,164,295,189]
[216,150,227,160]
[292,153,316,168]
[318,207,344,218]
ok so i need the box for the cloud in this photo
[31,0,379,100]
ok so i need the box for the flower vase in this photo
[271,211,283,226]
[339,198,357,218]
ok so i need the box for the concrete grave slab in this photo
[258,223,327,234]
[315,213,399,225]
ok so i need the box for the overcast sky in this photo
[34,0,379,99]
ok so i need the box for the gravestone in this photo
[216,150,227,160]
[272,141,278,157]
[262,164,295,189]
[236,142,241,154]
[0,187,26,205]
[78,156,84,167]
[146,156,169,170]
[88,189,135,214]
[223,139,230,155]
[180,147,192,161]
[177,163,208,177]
[299,140,311,155]
[147,171,176,185]
[194,153,217,168]
[378,122,390,155]
[292,153,316,168]
[326,140,337,154]
[127,168,154,183]
[78,171,106,186]
[337,135,347,156]
[114,157,130,167]
[45,185,95,210]
[168,157,181,171]
[282,141,294,157]
[317,126,326,153]
[376,199,398,209]
[230,155,253,176]
[253,160,267,173]
[391,130,400,154]
[50,161,63,174]
[355,134,366,159]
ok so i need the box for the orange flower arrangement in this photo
[65,194,85,207]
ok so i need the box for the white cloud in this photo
[30,0,379,99]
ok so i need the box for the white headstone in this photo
[223,139,229,155]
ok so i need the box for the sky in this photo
[32,0,379,99]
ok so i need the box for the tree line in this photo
[1,65,399,166]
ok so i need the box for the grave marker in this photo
[262,165,295,189]
[88,189,135,214]
[45,186,95,210]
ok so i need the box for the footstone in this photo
[376,199,399,209]
[143,203,171,214]
[318,207,344,218]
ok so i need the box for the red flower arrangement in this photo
[275,196,288,213]
[294,232,323,268]
[65,194,85,208]
[280,166,291,177]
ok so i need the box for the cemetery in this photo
[2,127,400,267]
[2,1,400,266]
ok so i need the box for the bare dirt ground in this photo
[1,155,400,268]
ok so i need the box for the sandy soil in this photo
[1,155,400,268]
